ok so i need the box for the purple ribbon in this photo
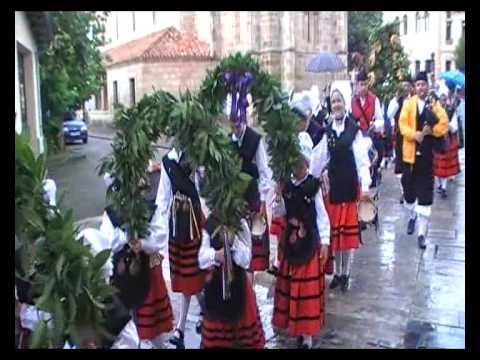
[222,70,255,128]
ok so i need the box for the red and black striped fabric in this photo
[270,216,286,264]
[168,211,206,295]
[249,224,270,272]
[324,196,360,252]
[135,265,174,340]
[272,249,326,336]
[200,278,265,349]
[433,133,460,178]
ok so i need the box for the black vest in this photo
[232,126,262,209]
[307,120,323,147]
[203,216,246,323]
[282,175,320,265]
[326,116,359,204]
[100,295,132,348]
[416,104,438,161]
[162,153,202,244]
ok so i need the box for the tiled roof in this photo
[104,27,212,66]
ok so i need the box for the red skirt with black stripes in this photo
[324,196,360,252]
[272,249,326,337]
[433,133,460,178]
[270,216,286,264]
[135,265,174,339]
[249,227,270,272]
[169,211,206,295]
[200,278,265,349]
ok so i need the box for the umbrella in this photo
[306,52,346,73]
[440,70,465,88]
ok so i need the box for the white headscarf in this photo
[43,179,57,207]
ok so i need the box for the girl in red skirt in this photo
[433,91,461,199]
[198,214,265,349]
[271,152,331,349]
[100,168,174,348]
[310,89,372,293]
[157,148,207,349]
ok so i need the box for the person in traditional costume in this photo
[292,94,323,147]
[388,76,414,204]
[351,70,384,187]
[398,71,448,250]
[310,89,372,293]
[433,82,461,199]
[152,146,207,349]
[225,93,272,285]
[198,214,266,348]
[270,137,330,349]
[100,166,174,349]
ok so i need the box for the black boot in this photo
[267,265,279,276]
[441,189,448,199]
[341,275,350,292]
[418,235,426,250]
[195,319,202,334]
[329,275,342,289]
[399,195,404,204]
[169,328,185,349]
[407,216,417,235]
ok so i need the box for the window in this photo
[424,12,429,31]
[446,11,452,43]
[462,20,465,36]
[314,12,319,44]
[403,15,408,35]
[415,60,421,73]
[113,81,118,106]
[307,12,311,42]
[152,11,156,24]
[446,60,452,71]
[129,78,136,105]
[95,93,101,110]
[132,11,136,32]
[416,12,421,32]
[425,60,433,73]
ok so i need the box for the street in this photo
[47,129,465,349]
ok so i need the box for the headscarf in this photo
[298,131,313,164]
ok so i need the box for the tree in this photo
[455,32,465,72]
[348,11,383,71]
[40,11,108,153]
[368,20,410,101]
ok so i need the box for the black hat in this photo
[356,70,369,82]
[414,71,428,83]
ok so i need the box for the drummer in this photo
[311,88,372,292]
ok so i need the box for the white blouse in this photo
[198,218,252,270]
[271,175,331,246]
[310,116,372,193]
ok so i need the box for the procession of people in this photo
[15,65,464,349]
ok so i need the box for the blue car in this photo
[63,115,88,144]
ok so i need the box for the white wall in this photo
[106,63,143,110]
[15,11,44,154]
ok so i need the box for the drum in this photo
[357,197,377,224]
[251,213,267,237]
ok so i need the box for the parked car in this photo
[63,113,88,144]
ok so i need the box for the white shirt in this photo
[232,126,272,202]
[359,95,384,132]
[271,175,331,246]
[198,218,252,270]
[417,98,426,115]
[310,115,372,193]
[387,97,400,129]
[111,320,140,349]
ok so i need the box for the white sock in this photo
[440,178,448,190]
[334,252,342,276]
[302,335,313,348]
[341,250,354,276]
[418,215,429,237]
[151,333,167,349]
[176,294,191,333]
[405,202,416,220]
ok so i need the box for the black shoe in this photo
[169,329,185,349]
[329,275,342,289]
[360,221,367,231]
[418,235,426,250]
[195,319,202,334]
[267,265,279,276]
[436,186,443,194]
[340,275,350,292]
[296,336,304,348]
[399,196,404,204]
[441,189,448,199]
[407,216,417,235]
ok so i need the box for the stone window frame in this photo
[416,12,421,33]
[403,14,408,35]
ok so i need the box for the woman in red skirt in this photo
[311,89,372,293]
[271,151,331,349]
[157,148,207,348]
[433,91,461,199]
[198,214,265,349]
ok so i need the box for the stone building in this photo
[89,11,348,121]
